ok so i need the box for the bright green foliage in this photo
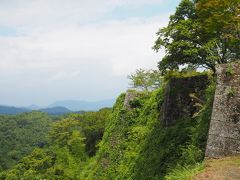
[196,0,239,34]
[154,0,204,72]
[48,118,87,179]
[49,118,83,147]
[196,0,239,50]
[128,69,163,92]
[49,118,87,163]
[196,0,240,63]
[165,163,205,180]
[0,76,215,179]
[0,149,54,180]
[1,117,87,179]
[0,108,111,179]
[70,108,111,156]
[163,70,209,82]
[0,72,216,180]
[154,0,239,73]
[81,75,215,179]
[0,112,52,171]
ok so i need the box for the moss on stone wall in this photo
[162,74,210,126]
[80,74,215,179]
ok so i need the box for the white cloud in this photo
[0,0,174,106]
[0,16,167,76]
[0,0,164,30]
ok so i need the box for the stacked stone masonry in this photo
[162,75,209,126]
[124,91,140,110]
[205,62,240,158]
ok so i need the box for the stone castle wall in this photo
[205,62,240,158]
[123,62,240,158]
[162,75,209,126]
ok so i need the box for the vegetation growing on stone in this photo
[0,0,239,179]
[0,74,217,179]
[79,73,216,179]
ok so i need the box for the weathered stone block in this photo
[208,120,240,140]
[162,75,209,126]
[205,61,240,158]
[206,134,240,157]
[205,146,239,157]
[124,90,144,109]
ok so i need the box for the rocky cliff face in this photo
[205,62,240,158]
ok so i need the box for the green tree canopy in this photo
[0,108,111,179]
[128,69,162,92]
[196,0,240,61]
[1,118,88,179]
[153,0,239,73]
[0,112,52,171]
[71,108,111,156]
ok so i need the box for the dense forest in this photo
[0,0,239,179]
[0,108,111,179]
[0,73,216,179]
[0,112,52,171]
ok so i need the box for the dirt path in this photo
[193,157,240,180]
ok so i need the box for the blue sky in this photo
[0,0,181,106]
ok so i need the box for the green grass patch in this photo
[165,163,205,180]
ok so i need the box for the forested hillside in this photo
[0,73,216,179]
[0,108,111,179]
[80,74,215,179]
[0,112,52,171]
[0,0,239,179]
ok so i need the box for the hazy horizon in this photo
[0,0,181,106]
[0,98,116,108]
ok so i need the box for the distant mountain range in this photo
[48,99,115,111]
[0,99,115,115]
[0,105,31,115]
[39,107,72,115]
[0,105,71,115]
